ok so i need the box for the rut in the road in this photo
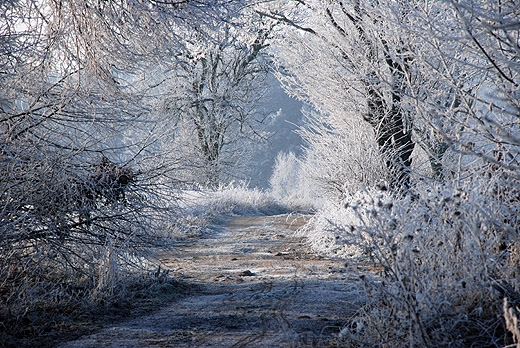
[59,214,365,348]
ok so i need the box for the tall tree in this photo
[264,0,490,192]
[264,1,418,193]
[158,15,273,186]
[0,0,255,318]
[330,1,415,190]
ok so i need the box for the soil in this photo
[57,214,366,347]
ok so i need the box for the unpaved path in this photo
[59,214,365,347]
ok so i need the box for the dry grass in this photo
[0,269,191,348]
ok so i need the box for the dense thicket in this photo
[265,0,520,346]
[0,0,270,334]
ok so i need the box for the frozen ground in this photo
[59,214,366,347]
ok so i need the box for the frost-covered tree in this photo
[266,0,519,190]
[410,0,519,175]
[157,13,273,186]
[0,0,256,323]
[265,1,421,193]
[267,1,520,345]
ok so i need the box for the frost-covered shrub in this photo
[325,173,519,347]
[182,182,293,218]
[297,192,372,259]
[270,151,300,198]
[269,151,322,211]
[0,144,171,323]
[298,112,389,199]
[302,167,519,347]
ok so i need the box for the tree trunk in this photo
[365,75,415,193]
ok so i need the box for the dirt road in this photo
[59,214,364,347]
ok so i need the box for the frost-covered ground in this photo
[58,214,368,347]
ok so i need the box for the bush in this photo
[304,169,520,347]
[0,142,170,328]
[270,151,323,211]
[182,181,300,219]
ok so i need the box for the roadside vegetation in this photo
[269,1,520,346]
[1,1,519,347]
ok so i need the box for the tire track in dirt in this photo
[59,214,364,347]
